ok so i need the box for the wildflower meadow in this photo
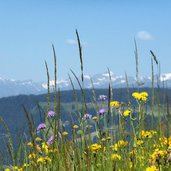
[1,32,171,171]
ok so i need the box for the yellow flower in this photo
[123,109,131,117]
[44,156,51,163]
[27,142,33,148]
[90,143,102,153]
[36,144,42,154]
[111,143,118,151]
[141,92,148,97]
[37,157,44,163]
[111,154,121,161]
[92,116,98,121]
[35,137,42,142]
[168,136,171,145]
[12,166,19,170]
[159,137,168,146]
[137,140,143,146]
[152,149,167,158]
[110,101,119,109]
[146,165,157,171]
[49,148,58,153]
[42,142,49,148]
[130,162,133,169]
[42,142,49,154]
[62,131,68,136]
[117,140,128,147]
[37,157,51,164]
[73,125,79,129]
[18,168,23,171]
[129,149,137,155]
[132,92,148,102]
[22,163,29,168]
[132,92,141,100]
[5,168,10,171]
[140,130,157,139]
[29,153,36,159]
[141,96,147,102]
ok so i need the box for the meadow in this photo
[1,31,171,171]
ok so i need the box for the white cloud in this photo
[66,39,77,45]
[84,75,91,79]
[136,31,153,40]
[66,39,88,47]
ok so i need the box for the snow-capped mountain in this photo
[43,71,171,90]
[0,77,44,97]
[0,72,171,98]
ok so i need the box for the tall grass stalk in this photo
[45,61,50,125]
[134,39,139,88]
[150,56,155,129]
[0,116,15,165]
[52,44,57,113]
[107,68,115,140]
[150,50,162,135]
[76,29,84,83]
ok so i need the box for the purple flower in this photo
[47,136,54,144]
[82,113,92,120]
[48,111,56,117]
[37,123,46,131]
[98,108,107,115]
[98,95,107,101]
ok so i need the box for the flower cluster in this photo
[111,154,121,161]
[5,89,171,171]
[110,101,120,109]
[47,110,56,117]
[98,95,107,101]
[5,164,29,171]
[37,123,46,131]
[111,140,128,151]
[82,113,92,120]
[98,108,107,115]
[37,156,51,164]
[132,91,148,102]
[89,143,102,153]
[140,130,157,139]
[146,165,157,171]
[159,136,171,148]
[123,109,131,117]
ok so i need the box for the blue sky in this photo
[0,0,171,82]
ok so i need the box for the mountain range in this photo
[0,72,171,98]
